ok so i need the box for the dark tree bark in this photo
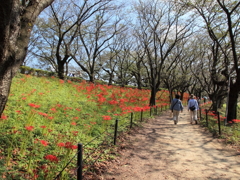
[0,0,54,116]
[227,80,240,121]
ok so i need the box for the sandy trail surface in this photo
[102,108,240,180]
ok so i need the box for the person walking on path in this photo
[188,94,199,124]
[170,94,183,125]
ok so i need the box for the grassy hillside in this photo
[0,73,175,179]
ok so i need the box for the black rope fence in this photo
[53,105,167,180]
[199,108,222,136]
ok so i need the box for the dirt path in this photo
[101,108,240,180]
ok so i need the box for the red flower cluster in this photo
[57,142,77,150]
[40,140,49,146]
[44,154,58,163]
[0,114,7,120]
[25,126,34,131]
[102,115,111,120]
[232,119,240,123]
[108,100,118,105]
[71,122,77,126]
[28,103,41,108]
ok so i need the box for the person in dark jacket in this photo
[170,94,184,125]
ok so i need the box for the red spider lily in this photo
[44,154,58,163]
[75,108,81,111]
[47,116,54,120]
[50,108,57,112]
[40,140,49,146]
[56,104,62,107]
[25,126,34,131]
[141,97,149,101]
[133,107,142,112]
[232,119,240,123]
[59,79,64,84]
[71,145,78,149]
[22,97,27,100]
[57,142,65,147]
[97,95,106,104]
[0,114,7,120]
[71,122,77,126]
[102,115,111,120]
[108,100,118,105]
[38,112,48,117]
[28,103,41,108]
[142,106,151,111]
[90,122,97,125]
[15,110,22,114]
[64,142,77,150]
[72,117,79,120]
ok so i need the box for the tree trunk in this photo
[0,68,16,115]
[149,88,156,106]
[57,61,65,80]
[108,73,113,85]
[180,91,185,101]
[149,79,157,106]
[136,73,142,90]
[227,81,239,122]
[89,74,94,83]
[0,0,54,116]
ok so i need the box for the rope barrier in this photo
[53,106,166,179]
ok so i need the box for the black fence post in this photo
[217,112,221,135]
[114,119,119,145]
[205,109,208,127]
[130,112,133,128]
[155,106,158,115]
[161,105,162,112]
[150,107,152,116]
[199,107,202,121]
[77,144,83,180]
[140,110,143,122]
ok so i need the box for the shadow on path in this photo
[102,108,240,180]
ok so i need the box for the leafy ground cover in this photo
[199,103,240,147]
[0,74,190,179]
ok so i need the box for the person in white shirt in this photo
[188,94,199,124]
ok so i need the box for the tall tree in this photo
[133,0,193,106]
[0,0,55,116]
[180,0,240,121]
[31,0,114,79]
[72,3,126,83]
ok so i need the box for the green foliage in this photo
[200,103,240,146]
